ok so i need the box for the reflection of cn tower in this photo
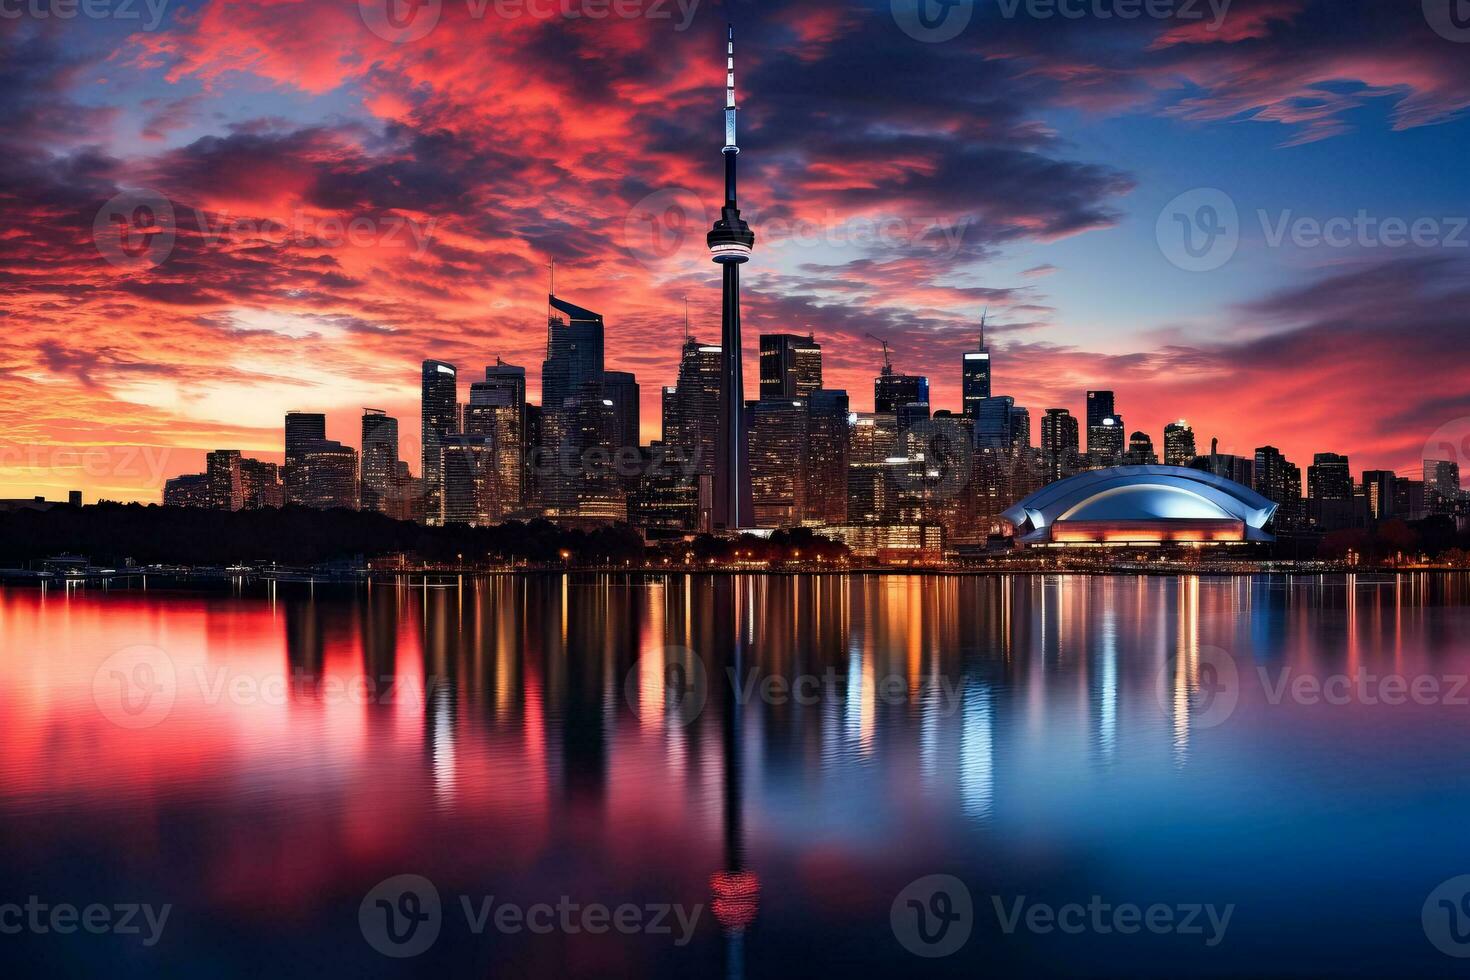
[710,577,759,979]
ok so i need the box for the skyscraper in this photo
[1085,391,1121,463]
[961,311,991,420]
[1085,390,1115,431]
[1425,459,1460,503]
[1307,452,1354,530]
[440,434,499,526]
[284,411,325,505]
[976,395,1015,450]
[421,360,458,524]
[299,439,358,510]
[805,389,850,526]
[663,336,722,476]
[360,409,399,517]
[1089,415,1125,466]
[874,363,930,417]
[602,370,641,450]
[709,25,755,531]
[1041,408,1079,483]
[1254,445,1301,528]
[748,398,807,527]
[475,359,528,511]
[240,458,284,510]
[542,297,605,414]
[482,359,527,415]
[759,334,822,400]
[1010,406,1031,450]
[1362,469,1396,520]
[1163,420,1196,467]
[1308,452,1353,501]
[205,450,244,512]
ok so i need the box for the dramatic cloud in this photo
[0,1,1464,501]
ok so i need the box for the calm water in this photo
[5,574,1470,977]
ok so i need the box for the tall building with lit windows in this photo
[1163,420,1196,467]
[1254,445,1302,529]
[1307,452,1354,530]
[440,434,499,526]
[1041,408,1080,483]
[748,398,808,527]
[542,296,605,414]
[360,409,400,517]
[1425,459,1461,512]
[284,411,325,505]
[1089,415,1125,466]
[759,334,822,401]
[205,450,244,512]
[421,360,458,524]
[961,312,991,420]
[663,336,722,477]
[299,440,358,510]
[805,389,850,525]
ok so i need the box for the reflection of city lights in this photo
[710,870,761,933]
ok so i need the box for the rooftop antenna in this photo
[684,294,690,341]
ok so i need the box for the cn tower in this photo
[709,23,755,532]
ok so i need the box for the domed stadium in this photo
[1002,465,1278,547]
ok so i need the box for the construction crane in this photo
[865,333,893,372]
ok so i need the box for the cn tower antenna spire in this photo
[708,22,756,532]
[723,22,739,205]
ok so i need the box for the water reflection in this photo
[5,573,1470,976]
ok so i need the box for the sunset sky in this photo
[2,0,1469,502]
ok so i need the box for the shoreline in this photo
[2,564,1466,591]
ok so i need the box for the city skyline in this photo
[2,3,1469,502]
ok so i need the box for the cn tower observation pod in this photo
[1002,465,1278,546]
